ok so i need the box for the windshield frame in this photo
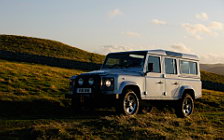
[101,51,147,71]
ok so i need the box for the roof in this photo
[147,49,199,60]
[108,49,199,60]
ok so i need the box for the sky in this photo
[0,0,224,64]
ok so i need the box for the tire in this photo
[117,89,140,115]
[175,94,194,118]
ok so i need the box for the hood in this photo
[80,69,144,76]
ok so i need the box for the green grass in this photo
[0,90,223,139]
[0,34,223,139]
[201,70,224,84]
[0,34,104,64]
[0,60,224,139]
[0,59,81,98]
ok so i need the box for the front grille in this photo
[74,75,101,93]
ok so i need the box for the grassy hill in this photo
[0,60,224,139]
[201,70,224,84]
[201,70,224,91]
[0,59,81,98]
[0,34,104,64]
[0,35,224,139]
[201,64,224,75]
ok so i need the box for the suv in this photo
[66,50,202,117]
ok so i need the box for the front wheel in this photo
[175,94,194,118]
[117,90,140,115]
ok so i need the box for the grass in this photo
[0,59,81,98]
[201,70,224,85]
[0,34,223,139]
[0,60,224,139]
[0,34,104,64]
[0,90,223,139]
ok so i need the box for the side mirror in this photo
[147,63,153,72]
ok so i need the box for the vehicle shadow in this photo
[0,100,116,120]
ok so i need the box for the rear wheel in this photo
[175,94,194,118]
[117,89,140,115]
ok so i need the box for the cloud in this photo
[170,43,224,64]
[121,32,141,38]
[182,22,224,40]
[170,43,194,54]
[182,23,211,39]
[108,9,123,18]
[209,21,224,30]
[200,53,224,64]
[96,45,133,55]
[195,12,208,20]
[151,19,167,25]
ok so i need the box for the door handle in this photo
[158,81,163,84]
[174,82,178,85]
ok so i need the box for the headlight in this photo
[88,78,94,85]
[102,77,114,90]
[78,78,84,86]
[105,80,111,87]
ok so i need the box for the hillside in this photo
[201,64,224,75]
[0,35,224,139]
[0,59,81,98]
[0,34,104,64]
[0,60,223,139]
[201,71,224,91]
[201,70,224,84]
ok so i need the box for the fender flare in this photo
[118,81,141,95]
[178,85,195,99]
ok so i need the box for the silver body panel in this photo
[70,49,202,100]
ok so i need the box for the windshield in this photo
[101,52,147,70]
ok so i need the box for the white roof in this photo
[109,49,199,61]
[147,49,199,60]
[110,49,199,61]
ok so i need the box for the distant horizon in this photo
[1,0,224,64]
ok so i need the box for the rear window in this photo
[180,60,198,75]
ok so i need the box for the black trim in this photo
[74,75,101,94]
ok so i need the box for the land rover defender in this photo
[66,50,202,117]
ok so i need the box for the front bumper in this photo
[65,92,119,107]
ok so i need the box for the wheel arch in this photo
[120,84,141,100]
[179,86,195,100]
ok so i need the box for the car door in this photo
[164,57,180,99]
[145,55,165,99]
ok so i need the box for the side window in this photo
[180,60,198,75]
[189,62,198,75]
[165,58,177,74]
[147,56,161,73]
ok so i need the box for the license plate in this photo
[77,88,92,93]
